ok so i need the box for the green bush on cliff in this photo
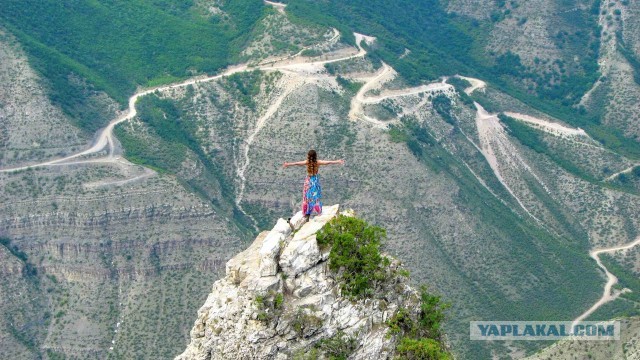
[254,291,285,323]
[318,216,451,359]
[387,287,451,360]
[396,337,450,360]
[317,215,390,299]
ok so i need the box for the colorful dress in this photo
[302,174,322,216]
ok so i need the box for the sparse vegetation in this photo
[336,76,363,94]
[317,215,391,299]
[290,309,323,338]
[0,237,38,278]
[315,331,358,360]
[255,291,285,324]
[387,287,451,359]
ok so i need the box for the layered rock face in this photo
[177,204,419,360]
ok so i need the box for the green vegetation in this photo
[0,0,265,131]
[316,215,451,358]
[223,71,264,110]
[290,309,323,337]
[287,0,640,158]
[114,97,188,172]
[292,333,362,360]
[46,350,67,360]
[616,31,640,86]
[431,95,456,126]
[114,92,259,236]
[600,255,640,304]
[336,76,364,94]
[115,94,235,200]
[499,114,595,181]
[317,215,391,299]
[0,237,37,277]
[500,114,639,194]
[396,338,450,360]
[314,331,358,360]
[388,111,603,357]
[388,288,451,360]
[445,77,474,106]
[255,291,285,323]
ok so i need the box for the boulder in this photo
[226,231,267,284]
[279,234,321,277]
[259,218,290,277]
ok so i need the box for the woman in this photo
[283,150,345,221]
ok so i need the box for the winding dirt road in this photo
[572,236,640,328]
[605,164,639,181]
[2,27,445,228]
[348,64,454,128]
[503,112,588,138]
[458,76,486,95]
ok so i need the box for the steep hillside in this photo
[0,30,92,167]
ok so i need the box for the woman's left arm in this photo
[318,159,345,165]
[283,160,307,168]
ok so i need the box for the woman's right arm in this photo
[283,160,307,168]
[318,159,345,166]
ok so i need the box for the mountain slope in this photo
[0,1,640,359]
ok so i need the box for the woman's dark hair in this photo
[307,149,318,175]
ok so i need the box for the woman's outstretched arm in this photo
[283,160,307,168]
[317,159,345,166]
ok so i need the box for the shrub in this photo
[336,76,363,94]
[388,308,414,335]
[316,331,358,360]
[317,215,390,298]
[387,287,451,359]
[431,94,456,125]
[417,288,449,339]
[396,338,451,360]
[291,309,323,337]
[254,291,285,323]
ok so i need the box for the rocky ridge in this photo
[177,204,421,360]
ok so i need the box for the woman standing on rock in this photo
[283,150,344,221]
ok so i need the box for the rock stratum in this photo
[177,205,428,360]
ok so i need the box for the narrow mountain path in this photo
[348,63,396,128]
[503,112,588,138]
[263,0,286,13]
[458,76,486,95]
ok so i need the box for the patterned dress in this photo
[302,174,322,216]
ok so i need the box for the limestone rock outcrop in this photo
[176,205,420,360]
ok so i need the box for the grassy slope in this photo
[0,0,264,132]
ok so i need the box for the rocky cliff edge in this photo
[176,204,424,360]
